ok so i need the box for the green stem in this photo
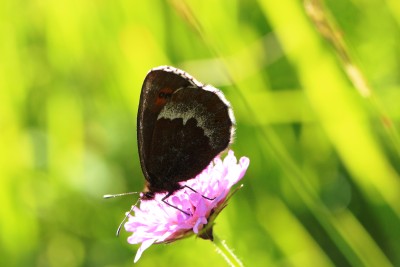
[212,234,243,267]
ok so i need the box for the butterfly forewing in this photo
[137,68,195,184]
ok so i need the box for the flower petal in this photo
[124,150,250,262]
[134,238,156,263]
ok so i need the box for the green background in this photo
[1,0,400,266]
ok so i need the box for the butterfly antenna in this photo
[103,192,139,199]
[103,192,141,236]
[116,198,140,236]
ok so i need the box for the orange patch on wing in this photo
[155,88,174,107]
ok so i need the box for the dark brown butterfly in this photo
[137,66,235,203]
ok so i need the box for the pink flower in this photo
[124,150,250,263]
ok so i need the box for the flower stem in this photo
[212,234,243,267]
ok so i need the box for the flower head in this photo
[124,150,250,263]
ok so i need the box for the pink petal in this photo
[124,150,250,262]
[134,238,156,263]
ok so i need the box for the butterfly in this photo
[137,66,235,205]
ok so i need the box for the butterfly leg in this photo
[162,192,191,216]
[181,185,216,200]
